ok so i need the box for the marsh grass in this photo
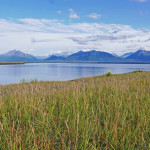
[105,72,113,77]
[132,70,143,73]
[20,78,38,83]
[0,72,150,149]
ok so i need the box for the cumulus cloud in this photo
[131,0,148,2]
[0,18,150,55]
[69,9,80,19]
[87,13,102,19]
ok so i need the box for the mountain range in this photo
[0,49,150,62]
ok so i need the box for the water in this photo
[0,63,150,85]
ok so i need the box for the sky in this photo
[0,0,150,55]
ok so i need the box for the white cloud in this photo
[69,9,80,19]
[0,18,150,55]
[131,0,148,2]
[57,10,62,14]
[87,13,102,19]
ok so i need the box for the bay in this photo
[0,63,150,85]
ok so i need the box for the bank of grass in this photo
[0,71,150,149]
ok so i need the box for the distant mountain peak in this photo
[76,50,84,53]
[2,50,26,56]
[136,49,150,55]
[9,49,18,53]
[91,50,96,52]
[0,49,38,62]
[126,49,150,61]
[45,55,65,61]
[66,50,123,61]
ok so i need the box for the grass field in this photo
[0,71,150,149]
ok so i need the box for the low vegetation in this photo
[105,71,113,77]
[20,78,38,83]
[132,70,143,73]
[0,72,150,149]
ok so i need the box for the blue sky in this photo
[0,0,150,55]
[1,0,150,27]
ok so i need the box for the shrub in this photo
[132,70,143,73]
[105,72,112,77]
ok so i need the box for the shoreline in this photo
[0,61,150,64]
[0,62,25,65]
[28,61,150,64]
[0,70,147,86]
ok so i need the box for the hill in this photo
[0,50,39,62]
[66,50,124,61]
[126,50,150,61]
[45,55,65,61]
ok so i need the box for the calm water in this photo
[0,63,150,85]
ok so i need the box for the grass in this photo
[132,70,143,73]
[105,72,113,77]
[20,78,38,83]
[0,72,150,149]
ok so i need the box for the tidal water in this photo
[0,63,150,85]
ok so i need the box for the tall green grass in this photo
[0,72,150,149]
